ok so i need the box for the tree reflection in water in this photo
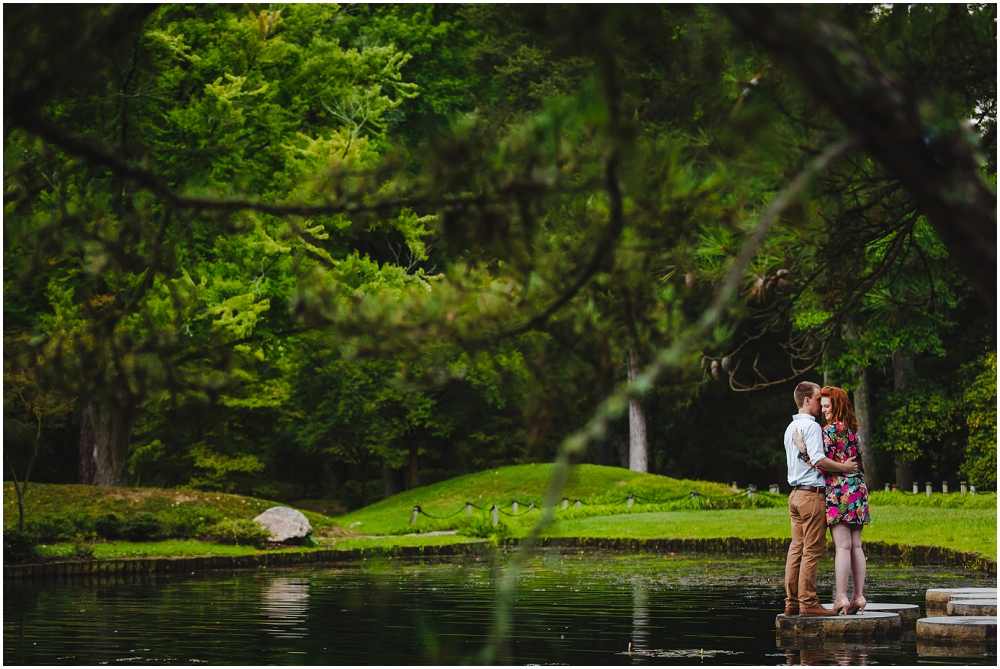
[630,584,650,663]
[260,578,310,640]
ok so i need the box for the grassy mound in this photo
[335,463,781,536]
[2,482,344,545]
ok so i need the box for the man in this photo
[783,381,858,616]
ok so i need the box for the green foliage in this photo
[867,491,997,509]
[72,535,95,560]
[3,528,41,564]
[877,345,997,489]
[122,513,161,542]
[961,351,997,489]
[3,5,995,500]
[459,517,511,539]
[94,514,123,540]
[27,513,78,543]
[210,519,270,548]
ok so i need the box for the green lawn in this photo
[547,506,997,556]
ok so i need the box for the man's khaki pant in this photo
[785,489,827,609]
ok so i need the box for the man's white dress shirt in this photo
[784,413,825,487]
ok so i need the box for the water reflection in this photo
[630,584,650,663]
[776,636,909,666]
[259,578,310,640]
[917,641,997,659]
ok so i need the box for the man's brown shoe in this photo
[783,606,799,616]
[798,604,836,616]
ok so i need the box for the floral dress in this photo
[797,421,871,526]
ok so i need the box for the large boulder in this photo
[253,506,312,542]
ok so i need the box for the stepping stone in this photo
[775,611,901,638]
[926,587,997,608]
[947,599,997,616]
[822,602,921,626]
[916,616,997,643]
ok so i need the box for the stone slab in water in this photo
[926,587,997,607]
[916,616,997,643]
[775,611,901,638]
[822,602,921,626]
[947,599,997,616]
[253,506,312,542]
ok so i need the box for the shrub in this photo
[122,513,160,541]
[160,506,223,538]
[459,517,511,539]
[211,519,270,548]
[95,514,123,539]
[4,529,40,564]
[26,513,76,542]
[73,535,95,559]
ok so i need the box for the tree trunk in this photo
[892,349,915,490]
[322,460,340,495]
[617,435,629,469]
[383,459,404,498]
[627,345,648,473]
[90,401,134,487]
[842,317,877,490]
[408,440,419,489]
[79,405,96,485]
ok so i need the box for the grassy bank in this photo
[5,466,996,563]
[547,506,996,557]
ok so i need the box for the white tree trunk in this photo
[627,345,647,473]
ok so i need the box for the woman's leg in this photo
[849,526,866,604]
[830,523,852,610]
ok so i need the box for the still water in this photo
[4,550,996,665]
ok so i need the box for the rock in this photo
[917,616,997,643]
[253,507,312,542]
[822,602,921,627]
[775,611,901,638]
[926,587,997,607]
[947,599,997,616]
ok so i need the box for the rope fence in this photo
[409,486,779,526]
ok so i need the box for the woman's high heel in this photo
[831,597,851,615]
[845,595,867,615]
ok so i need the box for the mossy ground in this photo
[5,465,996,562]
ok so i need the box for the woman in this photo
[793,386,871,615]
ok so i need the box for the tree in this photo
[3,350,74,530]
[5,5,424,486]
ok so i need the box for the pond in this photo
[4,550,996,665]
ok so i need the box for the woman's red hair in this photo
[821,386,859,432]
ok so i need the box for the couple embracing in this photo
[782,381,871,617]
